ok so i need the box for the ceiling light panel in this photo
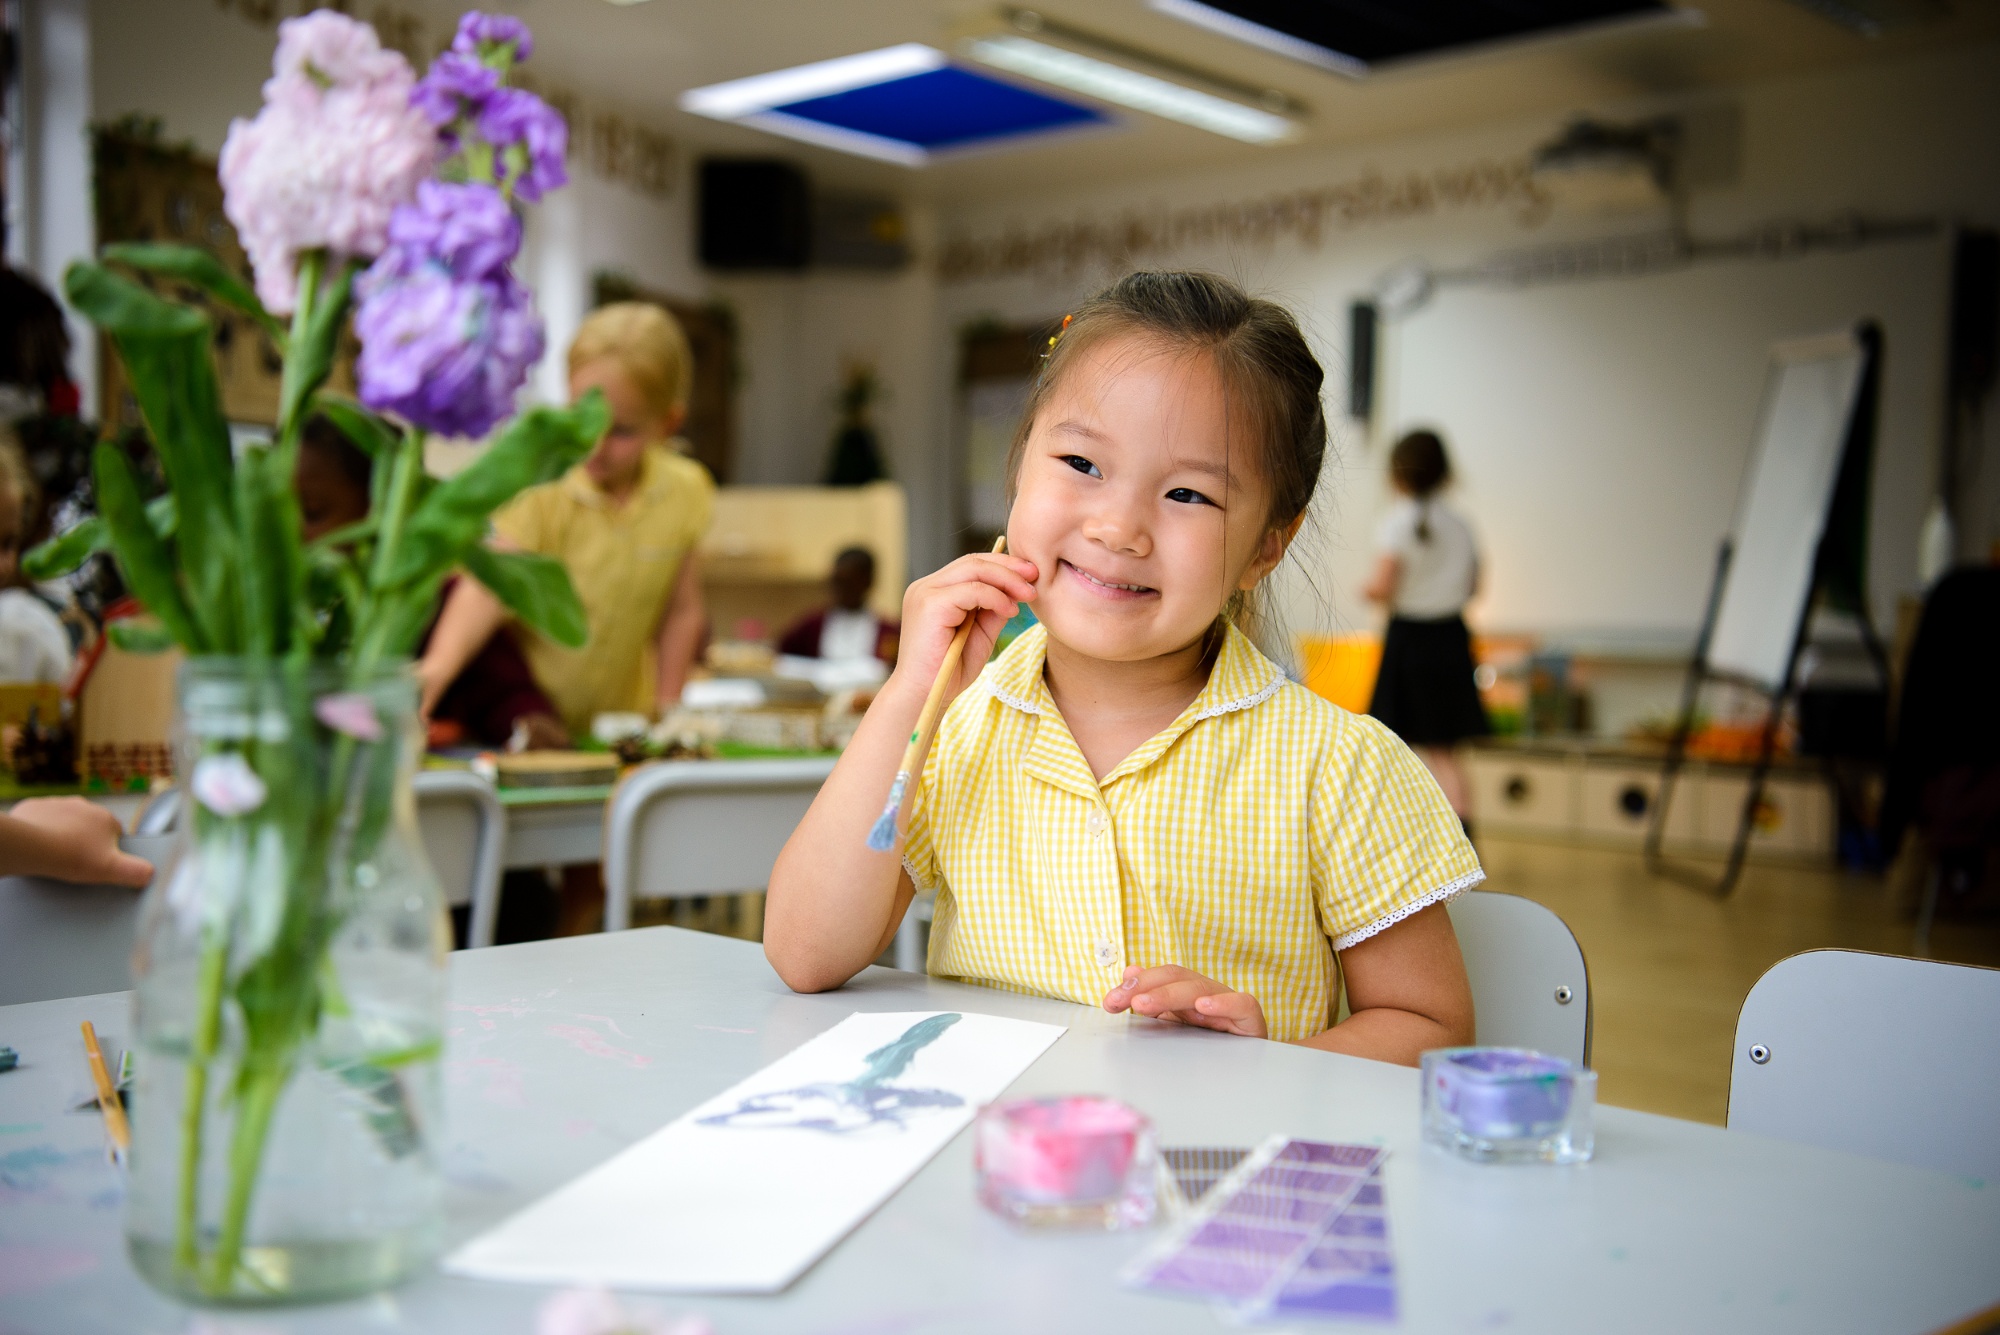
[964,35,1297,144]
[1148,0,1685,76]
[680,45,1106,166]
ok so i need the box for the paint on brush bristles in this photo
[865,771,909,852]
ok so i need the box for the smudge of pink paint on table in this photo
[447,1057,528,1107]
[450,998,534,1031]
[546,1025,653,1069]
[447,1026,466,1038]
[693,1024,757,1035]
[572,1013,629,1037]
[0,1243,98,1297]
[562,1118,601,1139]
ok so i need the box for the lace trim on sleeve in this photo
[1331,867,1485,952]
[900,854,936,893]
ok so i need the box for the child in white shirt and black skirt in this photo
[1363,430,1488,832]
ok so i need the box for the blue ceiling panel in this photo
[772,66,1106,151]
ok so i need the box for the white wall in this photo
[931,41,2000,641]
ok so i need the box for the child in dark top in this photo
[776,546,898,664]
[294,416,569,750]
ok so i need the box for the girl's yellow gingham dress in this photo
[902,623,1483,1042]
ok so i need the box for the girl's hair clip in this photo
[1045,312,1074,353]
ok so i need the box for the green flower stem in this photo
[173,925,231,1276]
[204,1056,291,1295]
[354,428,427,671]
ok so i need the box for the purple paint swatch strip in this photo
[1124,1137,1394,1318]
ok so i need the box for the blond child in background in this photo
[420,302,715,734]
[0,437,72,685]
[765,272,1478,1066]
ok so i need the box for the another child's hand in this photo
[888,548,1039,704]
[5,797,154,888]
[1103,965,1269,1039]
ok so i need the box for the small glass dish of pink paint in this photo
[975,1095,1159,1230]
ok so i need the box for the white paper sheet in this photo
[444,1010,1065,1293]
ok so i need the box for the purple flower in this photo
[385,180,521,280]
[478,89,568,203]
[411,51,499,128]
[454,12,533,63]
[355,247,544,439]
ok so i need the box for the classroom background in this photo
[0,5,1997,1326]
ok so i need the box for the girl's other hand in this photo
[888,550,1039,703]
[1103,965,1268,1039]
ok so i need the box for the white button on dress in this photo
[1094,938,1120,968]
[1085,810,1108,838]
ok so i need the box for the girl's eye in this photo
[1166,487,1215,506]
[1061,455,1102,478]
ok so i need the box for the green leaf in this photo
[106,618,177,654]
[32,493,186,577]
[67,261,240,651]
[315,396,399,458]
[102,242,283,344]
[93,441,205,652]
[382,393,608,587]
[462,544,588,648]
[23,516,105,580]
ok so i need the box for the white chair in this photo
[411,769,507,948]
[0,833,175,1005]
[1444,890,1593,1066]
[602,757,836,932]
[1729,949,2000,1182]
[123,773,508,947]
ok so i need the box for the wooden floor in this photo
[635,837,2000,1129]
[1475,834,2000,1125]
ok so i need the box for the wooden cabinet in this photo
[700,483,906,642]
[1466,742,1833,864]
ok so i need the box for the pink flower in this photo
[535,1287,711,1335]
[219,11,440,315]
[313,692,383,742]
[191,754,267,818]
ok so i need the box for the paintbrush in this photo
[865,535,1008,852]
[81,1020,130,1161]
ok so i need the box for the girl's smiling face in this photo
[1007,332,1293,664]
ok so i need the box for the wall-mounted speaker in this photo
[698,159,810,271]
[1348,300,1378,421]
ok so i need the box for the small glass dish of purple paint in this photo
[1421,1047,1596,1165]
[975,1095,1159,1229]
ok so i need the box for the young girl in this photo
[419,302,713,735]
[1361,430,1489,824]
[765,273,1479,1065]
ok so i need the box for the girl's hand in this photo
[887,549,1039,704]
[1103,965,1268,1039]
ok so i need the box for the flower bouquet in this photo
[27,10,598,1304]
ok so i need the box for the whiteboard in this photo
[1705,331,1868,689]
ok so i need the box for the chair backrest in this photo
[412,769,507,948]
[602,757,836,931]
[1444,890,1592,1066]
[0,833,175,1005]
[113,773,507,947]
[1729,949,2000,1181]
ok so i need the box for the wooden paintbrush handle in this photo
[897,535,1008,772]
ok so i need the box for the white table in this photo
[2,928,1995,1334]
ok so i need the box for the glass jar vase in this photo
[125,660,448,1304]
